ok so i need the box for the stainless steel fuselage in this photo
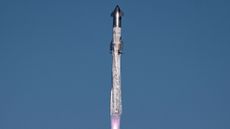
[110,5,123,118]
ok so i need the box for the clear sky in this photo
[0,0,230,129]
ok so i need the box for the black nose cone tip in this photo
[115,5,121,12]
[111,5,123,17]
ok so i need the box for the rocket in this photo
[110,5,123,129]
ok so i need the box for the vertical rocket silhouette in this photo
[110,5,123,129]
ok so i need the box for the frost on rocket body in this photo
[110,5,123,129]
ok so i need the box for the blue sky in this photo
[0,0,230,129]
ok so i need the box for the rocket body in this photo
[110,5,123,129]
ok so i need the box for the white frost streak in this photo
[110,26,122,116]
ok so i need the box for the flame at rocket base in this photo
[111,116,120,129]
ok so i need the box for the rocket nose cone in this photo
[115,5,121,12]
[111,5,123,27]
[111,5,123,17]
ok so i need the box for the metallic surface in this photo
[110,5,123,129]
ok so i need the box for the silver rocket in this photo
[110,5,123,129]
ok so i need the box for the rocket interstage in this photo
[110,5,123,129]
